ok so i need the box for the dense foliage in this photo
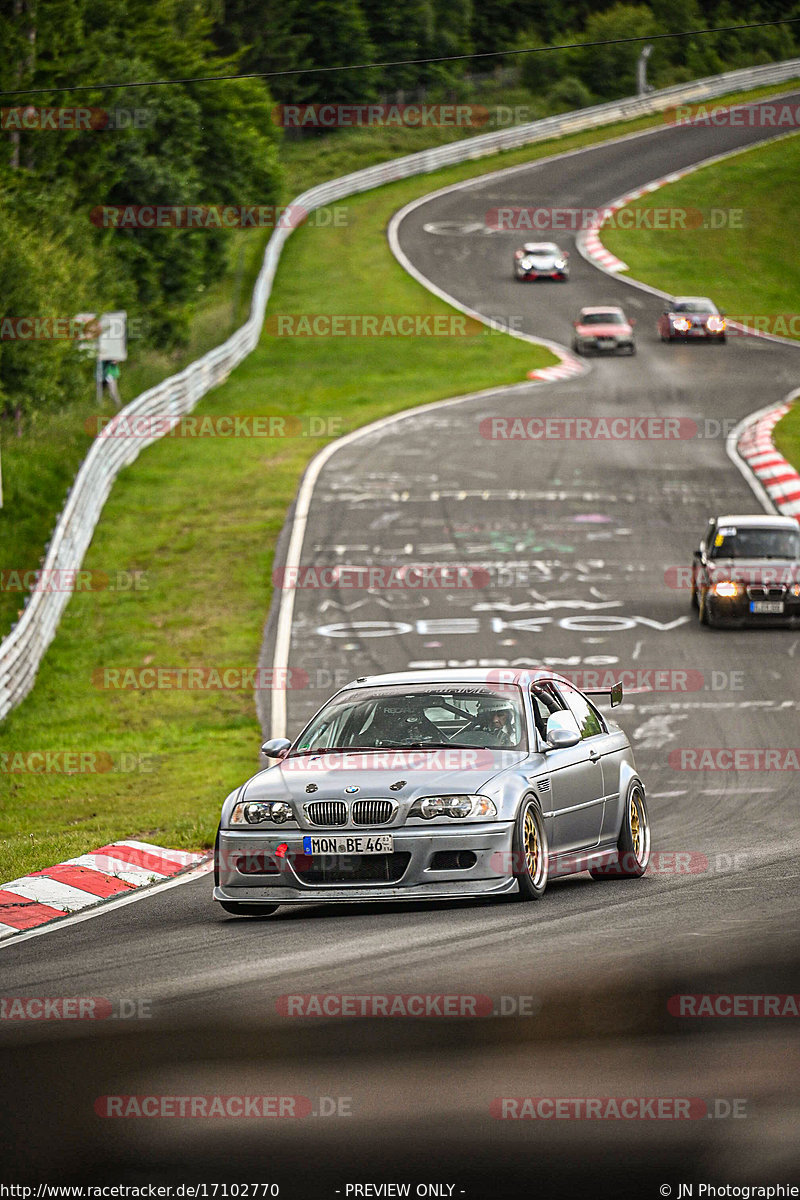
[0,0,798,425]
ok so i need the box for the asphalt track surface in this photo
[2,94,800,1196]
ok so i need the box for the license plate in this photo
[750,601,784,614]
[596,338,615,348]
[302,835,394,855]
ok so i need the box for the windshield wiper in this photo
[285,745,385,757]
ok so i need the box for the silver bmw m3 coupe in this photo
[213,669,651,916]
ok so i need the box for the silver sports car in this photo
[513,241,570,281]
[213,669,651,916]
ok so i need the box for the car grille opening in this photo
[351,799,394,825]
[305,800,347,826]
[428,851,477,871]
[234,852,279,876]
[747,585,785,600]
[293,852,410,884]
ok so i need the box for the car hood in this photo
[576,322,630,337]
[241,748,528,803]
[707,558,800,584]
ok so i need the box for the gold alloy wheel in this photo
[630,793,642,859]
[524,805,540,879]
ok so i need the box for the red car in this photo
[658,296,726,342]
[572,306,636,356]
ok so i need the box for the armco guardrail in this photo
[2,57,799,720]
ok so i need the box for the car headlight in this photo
[711,580,742,598]
[554,259,566,270]
[409,794,497,820]
[671,317,691,332]
[231,800,295,825]
[519,256,535,270]
[790,583,800,598]
[706,316,725,332]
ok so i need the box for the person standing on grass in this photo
[101,359,121,408]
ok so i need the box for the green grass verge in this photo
[2,77,800,880]
[601,128,800,335]
[773,401,800,474]
[600,120,800,484]
[0,231,270,639]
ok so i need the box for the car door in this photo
[554,684,608,852]
[530,683,604,855]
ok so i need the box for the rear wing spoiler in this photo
[584,682,623,707]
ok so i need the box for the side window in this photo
[560,688,605,739]
[530,681,567,739]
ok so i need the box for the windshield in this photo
[710,527,800,560]
[581,312,624,325]
[674,299,716,314]
[292,684,528,753]
[525,245,558,255]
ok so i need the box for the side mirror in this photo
[546,727,580,750]
[545,711,581,750]
[563,250,570,258]
[610,682,623,707]
[261,737,291,759]
[629,318,636,326]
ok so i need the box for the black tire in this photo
[218,901,279,917]
[590,783,650,879]
[698,586,711,626]
[690,571,699,610]
[512,797,549,900]
[573,340,582,355]
[627,343,637,355]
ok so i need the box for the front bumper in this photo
[576,336,633,353]
[706,594,800,626]
[214,823,517,905]
[516,269,568,280]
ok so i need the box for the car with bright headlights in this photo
[658,296,726,341]
[513,241,570,281]
[213,668,651,916]
[692,514,800,627]
[573,305,636,355]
